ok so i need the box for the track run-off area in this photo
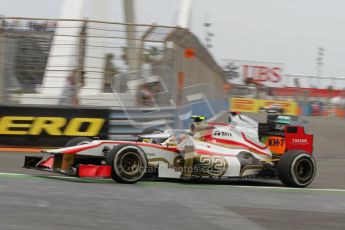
[0,114,345,230]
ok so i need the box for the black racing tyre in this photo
[277,150,316,187]
[65,137,92,147]
[106,144,147,184]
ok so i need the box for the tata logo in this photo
[0,116,105,136]
[213,131,232,137]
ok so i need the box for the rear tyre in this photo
[65,137,92,147]
[106,144,147,184]
[277,150,316,187]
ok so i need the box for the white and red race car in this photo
[24,116,316,187]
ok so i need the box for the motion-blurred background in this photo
[0,0,344,147]
[1,3,345,230]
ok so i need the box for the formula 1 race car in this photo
[259,103,285,114]
[228,112,259,139]
[24,115,316,187]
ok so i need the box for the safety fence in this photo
[284,74,345,90]
[0,17,227,107]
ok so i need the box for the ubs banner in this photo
[0,106,109,147]
[223,59,284,87]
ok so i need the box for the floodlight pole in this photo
[315,47,324,88]
[123,0,139,71]
[178,0,192,28]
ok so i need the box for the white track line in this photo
[0,172,71,178]
[0,172,28,176]
[0,172,344,193]
[230,185,345,193]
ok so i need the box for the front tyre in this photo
[106,145,147,184]
[137,128,162,143]
[141,128,162,135]
[277,150,316,187]
[65,137,92,147]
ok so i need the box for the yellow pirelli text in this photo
[0,116,105,136]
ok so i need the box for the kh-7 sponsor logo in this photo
[268,137,285,146]
[0,116,105,136]
[264,136,286,155]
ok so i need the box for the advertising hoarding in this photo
[230,97,298,115]
[0,106,109,147]
[223,59,284,87]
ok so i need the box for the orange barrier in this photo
[335,109,345,118]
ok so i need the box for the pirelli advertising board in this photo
[0,106,109,147]
[230,97,298,115]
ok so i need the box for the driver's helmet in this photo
[190,115,206,133]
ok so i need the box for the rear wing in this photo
[259,115,313,155]
[259,124,313,155]
[284,126,313,155]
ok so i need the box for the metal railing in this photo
[284,74,345,90]
[0,17,227,107]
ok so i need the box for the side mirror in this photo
[102,146,111,154]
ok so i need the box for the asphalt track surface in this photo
[0,114,345,230]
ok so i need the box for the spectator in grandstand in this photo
[80,70,85,88]
[46,21,57,32]
[0,18,6,30]
[146,75,164,104]
[137,83,154,106]
[311,101,322,116]
[59,69,79,106]
[103,53,118,92]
